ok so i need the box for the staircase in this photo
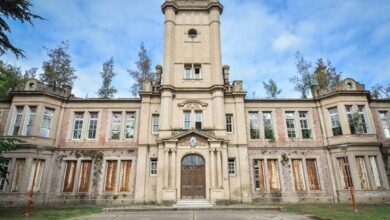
[173,199,214,209]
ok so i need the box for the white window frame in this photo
[183,111,191,130]
[263,111,274,139]
[379,111,390,138]
[87,112,98,139]
[249,112,260,139]
[152,114,159,134]
[72,112,84,140]
[150,158,158,176]
[226,114,233,133]
[195,111,202,130]
[40,107,54,138]
[9,106,24,136]
[285,112,296,138]
[184,65,192,79]
[23,106,37,136]
[111,112,122,140]
[328,107,342,136]
[194,64,201,79]
[228,158,236,176]
[125,112,136,139]
[299,111,312,139]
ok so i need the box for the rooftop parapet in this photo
[311,78,366,98]
[13,78,72,98]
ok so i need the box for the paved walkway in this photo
[75,210,316,220]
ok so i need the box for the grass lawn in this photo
[0,207,102,220]
[281,203,390,220]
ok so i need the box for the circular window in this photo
[346,82,353,89]
[188,28,198,38]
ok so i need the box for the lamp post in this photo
[339,144,358,212]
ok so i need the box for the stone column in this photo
[216,149,222,188]
[164,150,169,187]
[209,7,223,85]
[162,6,175,85]
[160,90,172,137]
[212,89,226,136]
[210,149,216,188]
[171,149,176,188]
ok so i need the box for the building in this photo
[0,0,390,206]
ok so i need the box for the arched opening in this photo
[181,154,205,199]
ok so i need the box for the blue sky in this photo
[1,0,390,98]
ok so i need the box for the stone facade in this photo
[0,0,390,207]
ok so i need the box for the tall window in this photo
[195,111,202,130]
[329,107,342,136]
[87,112,98,139]
[379,111,390,138]
[111,112,121,140]
[226,114,233,133]
[78,160,92,192]
[152,114,159,134]
[299,112,311,139]
[253,159,265,190]
[104,160,118,192]
[40,107,54,138]
[0,159,10,191]
[72,112,84,139]
[358,106,368,133]
[228,158,236,176]
[125,112,136,139]
[355,156,370,190]
[337,157,353,189]
[285,112,296,138]
[263,112,274,139]
[267,159,280,191]
[183,111,191,129]
[119,160,132,192]
[150,159,158,176]
[11,106,23,136]
[184,65,192,79]
[249,112,260,139]
[24,106,36,136]
[11,159,25,192]
[63,161,77,192]
[194,64,201,79]
[306,159,320,190]
[292,159,305,191]
[27,159,45,192]
[369,156,382,189]
[345,105,356,134]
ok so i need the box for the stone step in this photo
[173,199,214,208]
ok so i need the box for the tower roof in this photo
[162,0,223,14]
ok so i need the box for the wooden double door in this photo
[181,154,205,199]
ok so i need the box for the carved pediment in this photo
[178,100,208,110]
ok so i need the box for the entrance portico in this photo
[157,131,228,203]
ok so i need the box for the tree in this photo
[0,138,21,183]
[263,79,281,98]
[384,84,390,98]
[0,60,24,98]
[128,43,154,96]
[289,51,314,98]
[97,57,117,98]
[370,84,384,99]
[0,0,43,58]
[23,67,37,80]
[40,41,77,89]
[290,51,342,98]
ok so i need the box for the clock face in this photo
[189,137,197,147]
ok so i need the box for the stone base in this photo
[210,188,225,203]
[162,189,177,202]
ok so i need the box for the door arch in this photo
[181,154,206,199]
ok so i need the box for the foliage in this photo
[0,138,21,181]
[281,203,390,220]
[0,207,101,220]
[370,83,390,99]
[128,43,155,96]
[0,60,25,98]
[97,57,117,98]
[262,79,281,98]
[23,67,38,80]
[289,51,342,98]
[40,41,77,89]
[0,0,44,58]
